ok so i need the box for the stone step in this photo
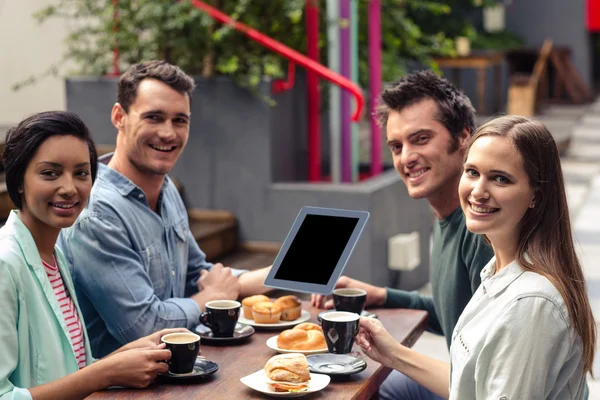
[188,208,239,261]
[213,241,279,271]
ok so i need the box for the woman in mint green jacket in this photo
[0,111,185,400]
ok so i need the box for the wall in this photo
[505,0,591,86]
[0,0,69,125]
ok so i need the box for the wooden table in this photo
[87,304,428,400]
[434,51,505,114]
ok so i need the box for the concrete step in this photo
[213,241,279,271]
[188,208,239,261]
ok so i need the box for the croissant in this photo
[277,328,327,350]
[293,322,322,332]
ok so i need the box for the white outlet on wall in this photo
[387,232,421,271]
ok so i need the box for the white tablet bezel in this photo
[263,206,369,295]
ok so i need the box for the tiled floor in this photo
[410,100,600,395]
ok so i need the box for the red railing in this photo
[190,0,364,121]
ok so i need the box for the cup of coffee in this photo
[160,332,201,374]
[200,300,241,337]
[333,288,367,314]
[321,311,360,354]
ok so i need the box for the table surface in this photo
[87,303,428,400]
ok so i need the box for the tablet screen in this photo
[273,214,359,284]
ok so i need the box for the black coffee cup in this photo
[321,311,360,354]
[160,332,201,374]
[200,300,241,337]
[333,288,367,314]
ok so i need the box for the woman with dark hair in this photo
[356,115,595,399]
[0,111,186,400]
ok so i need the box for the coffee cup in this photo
[160,332,201,374]
[333,288,367,314]
[200,300,241,337]
[321,311,360,354]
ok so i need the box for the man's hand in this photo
[194,263,241,307]
[311,276,387,309]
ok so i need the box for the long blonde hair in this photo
[468,115,596,373]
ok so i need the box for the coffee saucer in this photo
[317,310,377,322]
[194,322,255,344]
[306,354,367,376]
[158,358,219,381]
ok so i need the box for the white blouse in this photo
[449,257,585,400]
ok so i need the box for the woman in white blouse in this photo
[356,115,595,399]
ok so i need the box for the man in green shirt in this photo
[313,70,493,400]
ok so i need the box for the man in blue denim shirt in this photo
[58,61,272,357]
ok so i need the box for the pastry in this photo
[264,353,310,392]
[276,328,326,351]
[274,295,302,321]
[241,294,270,319]
[252,301,282,324]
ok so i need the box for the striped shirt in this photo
[43,257,87,369]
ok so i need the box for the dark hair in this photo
[118,60,196,112]
[468,115,596,374]
[2,111,98,209]
[375,70,476,151]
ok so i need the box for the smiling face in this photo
[459,135,535,243]
[386,99,469,203]
[112,78,190,178]
[19,135,93,234]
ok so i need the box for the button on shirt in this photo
[58,154,245,357]
[449,257,585,399]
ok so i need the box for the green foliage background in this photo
[19,0,519,91]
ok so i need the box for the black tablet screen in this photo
[273,214,359,284]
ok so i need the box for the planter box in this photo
[66,76,432,291]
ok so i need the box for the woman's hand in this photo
[98,347,171,388]
[355,317,402,368]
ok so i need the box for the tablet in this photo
[264,206,369,295]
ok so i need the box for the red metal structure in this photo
[588,0,600,31]
[190,0,365,182]
[305,0,321,181]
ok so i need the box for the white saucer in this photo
[238,310,311,329]
[266,335,328,355]
[240,369,330,398]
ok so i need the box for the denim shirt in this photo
[0,211,93,400]
[58,154,244,357]
[449,257,585,399]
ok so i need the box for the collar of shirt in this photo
[480,256,525,297]
[98,153,170,202]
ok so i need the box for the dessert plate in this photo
[317,309,377,322]
[266,335,328,355]
[240,369,330,398]
[238,310,311,329]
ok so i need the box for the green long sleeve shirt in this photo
[385,207,494,349]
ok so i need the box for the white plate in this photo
[240,369,330,398]
[266,335,328,355]
[238,310,311,329]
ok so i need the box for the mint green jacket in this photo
[0,211,93,400]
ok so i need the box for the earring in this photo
[530,200,536,208]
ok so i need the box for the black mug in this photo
[321,311,360,354]
[333,288,367,314]
[200,300,241,337]
[160,332,201,374]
